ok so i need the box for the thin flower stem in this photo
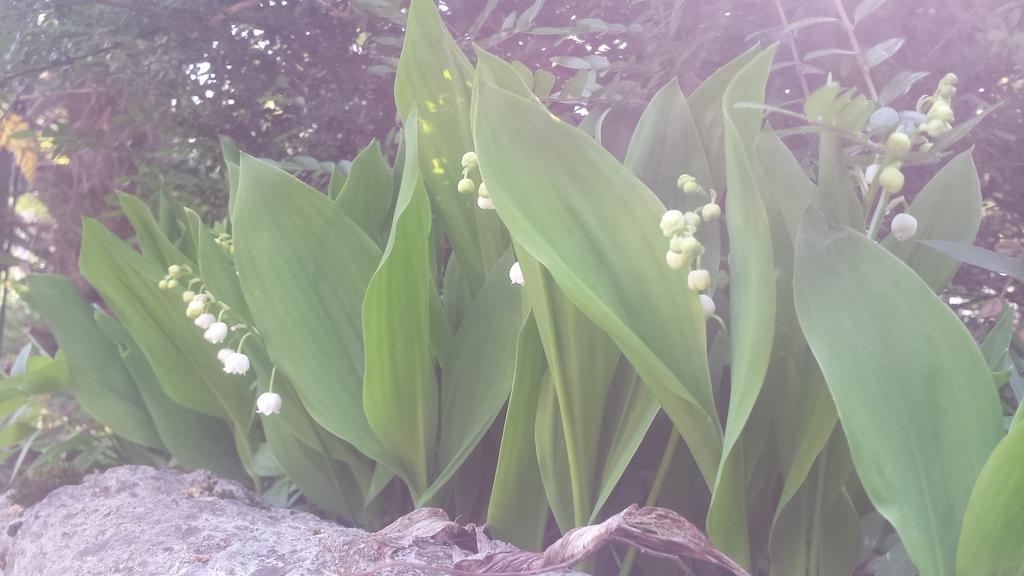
[830,0,878,101]
[772,0,811,101]
[867,188,891,240]
[236,332,253,353]
[617,428,681,576]
[268,365,277,393]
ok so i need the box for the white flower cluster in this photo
[457,151,496,210]
[660,174,719,321]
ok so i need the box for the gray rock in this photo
[0,465,574,576]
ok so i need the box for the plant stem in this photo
[617,428,681,576]
[866,188,891,240]
[772,0,811,101]
[830,0,878,101]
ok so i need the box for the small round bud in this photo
[922,119,951,137]
[256,391,282,414]
[941,72,958,86]
[508,261,525,286]
[665,250,688,270]
[891,213,918,242]
[167,265,181,277]
[938,85,956,99]
[701,203,721,221]
[927,101,954,123]
[158,279,169,290]
[868,107,900,132]
[676,174,695,190]
[457,178,475,194]
[683,211,701,228]
[878,165,905,193]
[461,151,478,169]
[477,181,490,199]
[688,269,711,292]
[477,196,496,210]
[182,290,196,303]
[682,181,699,194]
[166,279,178,289]
[886,132,911,157]
[699,294,716,319]
[660,210,686,237]
[670,235,701,255]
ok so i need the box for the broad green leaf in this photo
[328,163,347,201]
[338,140,394,242]
[118,192,193,270]
[187,209,251,320]
[817,133,863,229]
[362,112,437,496]
[0,353,69,396]
[220,135,241,221]
[920,240,1024,282]
[395,0,504,292]
[473,81,722,487]
[95,311,248,482]
[535,370,573,533]
[24,274,162,449]
[755,129,816,240]
[517,249,620,527]
[688,45,761,191]
[882,150,982,291]
[794,210,1003,576]
[420,249,521,504]
[486,314,549,551]
[980,303,1013,372]
[707,47,778,567]
[957,423,1024,575]
[233,154,389,465]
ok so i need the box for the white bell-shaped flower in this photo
[508,261,525,286]
[477,196,496,210]
[223,352,251,376]
[256,392,282,415]
[204,322,229,344]
[185,299,205,319]
[688,269,711,292]
[194,313,216,329]
[665,250,687,270]
[217,348,235,363]
[891,213,918,242]
[699,294,716,318]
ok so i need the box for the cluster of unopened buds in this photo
[457,151,495,210]
[660,174,719,320]
[158,264,252,377]
[214,233,234,254]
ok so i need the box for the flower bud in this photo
[182,290,196,303]
[701,203,721,221]
[688,269,711,291]
[683,211,701,228]
[158,279,169,290]
[891,213,918,242]
[868,107,900,132]
[660,210,686,237]
[922,119,951,137]
[699,294,716,318]
[676,174,695,190]
[477,196,496,210]
[665,250,688,270]
[194,313,216,330]
[886,132,911,157]
[204,322,229,344]
[938,85,956,99]
[186,300,205,318]
[941,72,958,86]
[166,279,178,289]
[670,235,700,255]
[217,348,234,363]
[461,151,478,169]
[457,177,475,194]
[508,261,525,286]
[224,352,252,376]
[682,181,698,194]
[167,265,181,277]
[477,181,490,199]
[878,165,905,193]
[256,391,282,414]
[927,101,954,123]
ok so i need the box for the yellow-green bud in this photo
[461,151,478,169]
[670,235,701,255]
[457,177,475,194]
[182,290,196,303]
[660,210,686,237]
[166,279,178,289]
[919,141,933,153]
[682,181,699,194]
[886,132,911,157]
[938,85,956,99]
[665,250,688,270]
[676,174,696,190]
[941,72,958,86]
[927,101,954,123]
[683,211,701,228]
[168,265,181,277]
[687,269,711,292]
[922,119,951,137]
[878,165,905,193]
[702,203,721,221]
[158,279,168,290]
[477,182,490,199]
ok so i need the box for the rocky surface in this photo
[0,465,574,576]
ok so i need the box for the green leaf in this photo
[362,112,437,496]
[817,133,864,230]
[95,311,249,482]
[473,81,722,487]
[980,303,1013,372]
[957,423,1024,575]
[24,274,162,449]
[919,240,1024,282]
[187,209,251,320]
[865,37,905,68]
[419,249,521,505]
[707,47,778,567]
[118,192,193,270]
[338,140,395,242]
[220,135,241,221]
[794,210,1003,576]
[486,314,549,551]
[882,150,982,291]
[396,0,504,292]
[232,154,389,465]
[878,71,930,106]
